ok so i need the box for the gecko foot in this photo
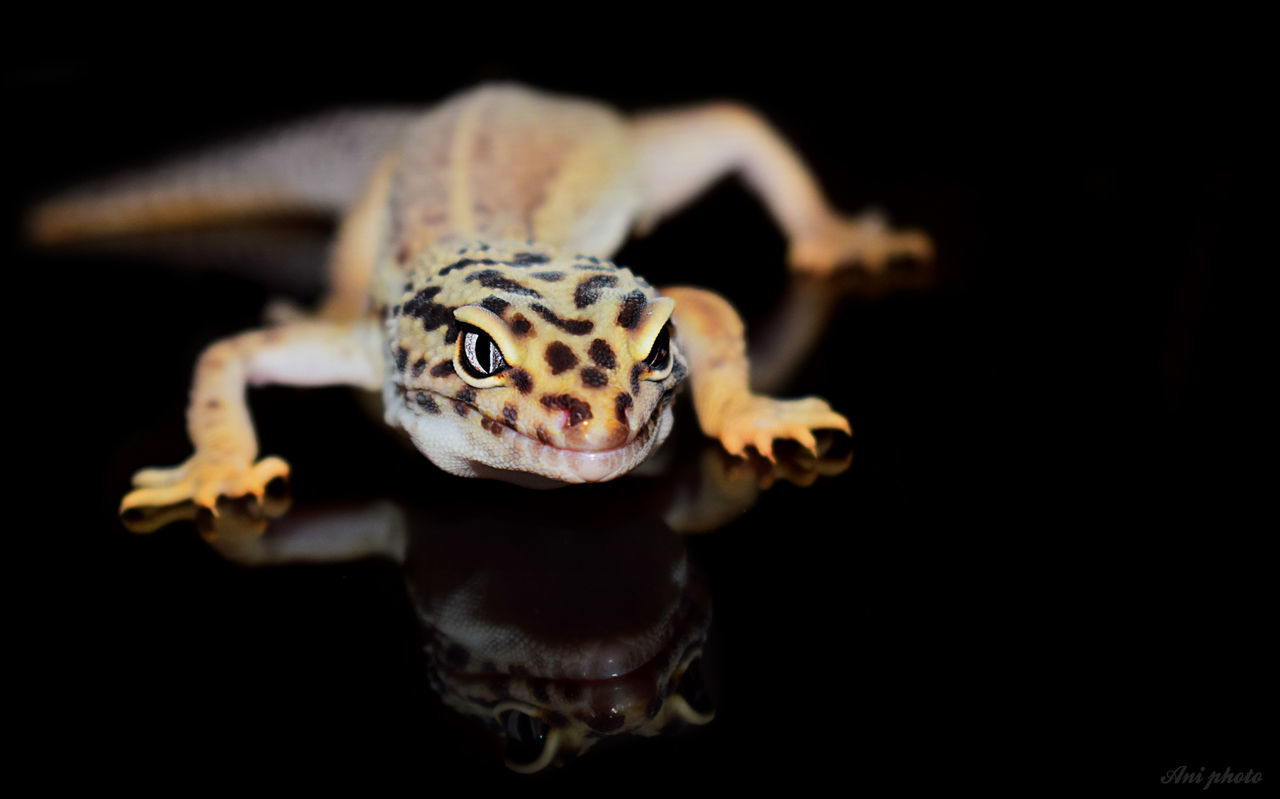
[120,454,291,515]
[789,211,933,276]
[715,395,851,461]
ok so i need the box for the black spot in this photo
[530,679,551,703]
[452,400,469,416]
[614,392,632,423]
[510,252,549,265]
[616,290,648,329]
[430,360,455,378]
[502,404,519,427]
[403,286,459,342]
[581,367,608,387]
[414,392,439,414]
[480,417,504,437]
[464,269,542,298]
[589,339,616,369]
[396,244,411,265]
[510,368,533,394]
[457,387,476,405]
[530,304,594,335]
[511,315,533,336]
[544,342,579,374]
[438,257,497,276]
[480,296,509,315]
[630,363,644,395]
[574,274,618,308]
[444,645,468,669]
[394,347,409,372]
[531,271,565,281]
[402,281,413,292]
[411,358,427,377]
[671,360,689,385]
[541,394,593,426]
[535,426,550,445]
[205,399,220,410]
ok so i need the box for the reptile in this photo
[29,83,931,508]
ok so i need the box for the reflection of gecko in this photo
[197,494,713,773]
[30,83,931,506]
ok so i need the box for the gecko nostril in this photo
[540,393,593,428]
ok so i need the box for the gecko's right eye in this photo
[458,324,510,379]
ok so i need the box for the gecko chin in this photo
[385,383,673,488]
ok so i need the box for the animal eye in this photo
[501,710,549,768]
[459,324,510,378]
[644,325,671,373]
[676,656,713,716]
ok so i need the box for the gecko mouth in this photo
[393,386,670,484]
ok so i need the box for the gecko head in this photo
[382,243,688,487]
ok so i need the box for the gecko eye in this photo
[676,656,713,716]
[459,324,510,379]
[643,325,672,377]
[501,710,549,768]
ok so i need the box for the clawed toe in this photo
[119,454,291,516]
[716,395,850,462]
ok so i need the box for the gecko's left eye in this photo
[643,325,672,377]
[459,324,510,379]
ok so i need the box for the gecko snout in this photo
[561,414,630,452]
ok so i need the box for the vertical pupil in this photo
[463,328,507,376]
[648,327,670,367]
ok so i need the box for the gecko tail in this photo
[27,108,418,245]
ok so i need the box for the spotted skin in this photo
[29,84,930,509]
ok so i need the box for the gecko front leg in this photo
[121,319,384,514]
[664,286,849,459]
[631,103,932,274]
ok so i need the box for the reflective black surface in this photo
[10,23,1268,793]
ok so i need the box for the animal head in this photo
[382,242,687,486]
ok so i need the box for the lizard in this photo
[28,83,932,508]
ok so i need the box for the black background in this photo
[6,12,1268,794]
